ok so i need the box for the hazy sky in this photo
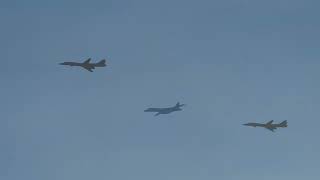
[1,0,320,180]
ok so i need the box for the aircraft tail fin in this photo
[280,120,287,127]
[175,102,186,108]
[97,59,106,66]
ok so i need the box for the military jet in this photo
[144,102,186,116]
[59,58,106,72]
[243,120,288,132]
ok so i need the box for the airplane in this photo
[243,120,288,132]
[144,102,186,116]
[59,58,106,72]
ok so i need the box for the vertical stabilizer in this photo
[97,59,106,66]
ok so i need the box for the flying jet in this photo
[59,58,106,72]
[243,120,288,132]
[144,102,186,116]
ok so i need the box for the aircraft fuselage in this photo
[60,62,106,68]
[144,103,185,116]
[157,107,182,114]
[243,123,286,128]
[243,120,287,132]
[59,59,106,72]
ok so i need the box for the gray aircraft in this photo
[243,120,288,132]
[144,102,186,116]
[59,58,106,72]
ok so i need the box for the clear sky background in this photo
[1,0,320,180]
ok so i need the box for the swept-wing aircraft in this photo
[59,58,106,72]
[243,120,288,132]
[144,102,186,116]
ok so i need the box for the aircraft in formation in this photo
[59,59,289,132]
[144,102,186,116]
[59,58,106,72]
[243,120,288,132]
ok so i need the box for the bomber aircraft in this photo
[59,58,106,72]
[243,120,288,132]
[144,102,186,116]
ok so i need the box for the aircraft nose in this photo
[243,123,250,126]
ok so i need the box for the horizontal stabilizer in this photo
[175,102,185,107]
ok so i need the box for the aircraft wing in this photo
[83,58,91,64]
[266,127,277,132]
[82,66,93,72]
[266,120,274,125]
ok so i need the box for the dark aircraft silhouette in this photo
[144,102,186,116]
[59,58,106,72]
[243,120,288,132]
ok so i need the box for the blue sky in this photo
[1,0,320,179]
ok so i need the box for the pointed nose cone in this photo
[59,62,65,65]
[243,123,250,126]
